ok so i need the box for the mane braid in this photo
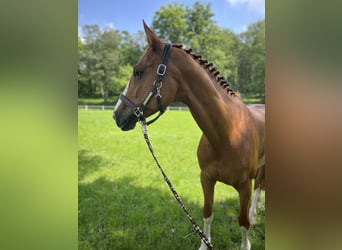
[172,44,237,97]
[206,62,213,68]
[173,44,183,49]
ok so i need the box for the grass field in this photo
[78,109,265,250]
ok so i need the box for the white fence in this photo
[78,105,189,111]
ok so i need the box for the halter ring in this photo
[153,80,163,89]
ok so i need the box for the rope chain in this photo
[140,121,214,250]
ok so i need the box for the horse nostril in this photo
[113,111,121,122]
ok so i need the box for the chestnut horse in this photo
[113,22,265,250]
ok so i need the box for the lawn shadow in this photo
[78,149,117,181]
[78,175,265,250]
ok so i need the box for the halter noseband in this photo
[119,43,172,126]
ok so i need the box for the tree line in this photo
[78,1,264,104]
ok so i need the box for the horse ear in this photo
[143,20,163,51]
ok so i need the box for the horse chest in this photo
[198,141,251,185]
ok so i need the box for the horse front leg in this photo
[237,179,252,250]
[198,171,216,250]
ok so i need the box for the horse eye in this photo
[134,69,144,78]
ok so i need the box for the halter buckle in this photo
[156,64,167,76]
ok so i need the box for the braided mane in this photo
[172,44,237,97]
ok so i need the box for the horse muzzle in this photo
[113,108,138,131]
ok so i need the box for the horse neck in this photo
[175,56,246,151]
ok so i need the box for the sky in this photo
[78,0,264,36]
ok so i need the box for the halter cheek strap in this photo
[119,84,161,124]
[119,43,172,125]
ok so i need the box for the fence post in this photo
[85,105,88,111]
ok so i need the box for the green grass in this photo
[78,110,265,250]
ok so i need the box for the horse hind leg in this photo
[249,160,265,225]
[198,171,216,250]
[237,179,252,250]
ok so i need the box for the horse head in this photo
[113,21,180,131]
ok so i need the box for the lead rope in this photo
[139,120,215,250]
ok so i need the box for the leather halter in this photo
[119,43,172,125]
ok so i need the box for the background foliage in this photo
[78,1,265,104]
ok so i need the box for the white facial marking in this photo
[114,81,130,112]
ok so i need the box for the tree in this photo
[78,36,87,96]
[119,31,145,66]
[186,1,213,35]
[78,25,122,103]
[97,29,121,103]
[78,25,102,97]
[207,28,241,89]
[186,8,216,55]
[111,64,132,98]
[152,3,187,43]
[238,20,265,101]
